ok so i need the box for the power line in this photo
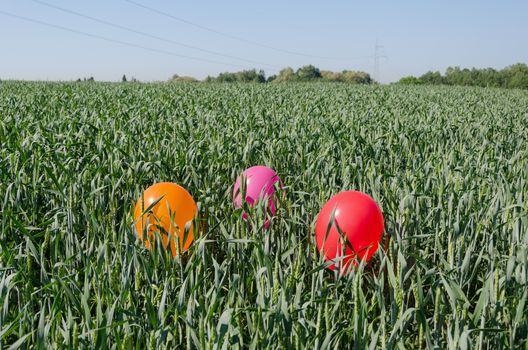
[31,0,279,69]
[123,0,373,62]
[0,9,250,69]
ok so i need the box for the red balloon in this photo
[315,191,384,271]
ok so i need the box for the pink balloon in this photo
[233,165,280,228]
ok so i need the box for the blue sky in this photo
[1,0,527,83]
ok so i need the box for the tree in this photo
[321,70,341,82]
[420,71,443,85]
[296,65,321,81]
[509,73,528,89]
[169,74,198,83]
[216,72,236,83]
[395,63,528,89]
[256,69,266,83]
[204,69,265,83]
[122,74,127,82]
[236,69,265,83]
[398,76,422,85]
[504,63,528,89]
[267,75,277,83]
[341,71,372,84]
[274,67,296,82]
[198,66,374,85]
[321,70,372,84]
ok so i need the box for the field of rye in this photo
[0,81,527,349]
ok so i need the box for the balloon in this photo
[134,182,197,257]
[233,165,280,228]
[315,191,384,271]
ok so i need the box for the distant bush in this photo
[296,65,321,81]
[169,66,372,84]
[274,67,296,82]
[266,74,277,83]
[397,76,423,85]
[169,74,199,83]
[341,71,372,84]
[274,65,372,84]
[397,63,528,89]
[205,69,265,83]
[75,77,95,82]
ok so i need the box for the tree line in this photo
[72,62,528,89]
[398,63,528,89]
[169,65,373,84]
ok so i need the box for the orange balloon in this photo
[134,182,197,257]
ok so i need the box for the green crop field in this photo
[1,81,527,349]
